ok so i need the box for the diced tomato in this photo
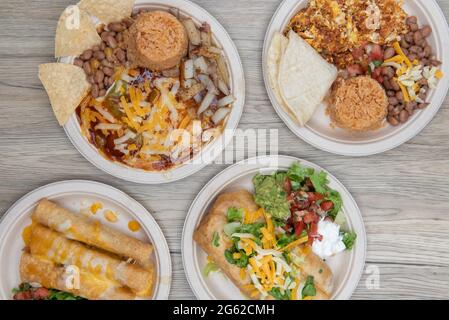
[352,47,365,60]
[32,287,50,300]
[284,177,292,195]
[13,291,33,300]
[347,64,363,77]
[303,212,319,224]
[307,192,324,202]
[369,44,383,61]
[371,67,384,83]
[294,221,305,237]
[307,222,323,245]
[320,200,334,212]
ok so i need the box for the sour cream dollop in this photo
[312,219,346,259]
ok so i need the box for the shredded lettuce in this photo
[342,232,357,250]
[302,276,317,298]
[227,207,243,222]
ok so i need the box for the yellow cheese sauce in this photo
[104,210,118,223]
[90,202,103,214]
[128,220,141,232]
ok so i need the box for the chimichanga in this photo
[194,190,334,300]
[194,190,259,298]
[32,199,153,270]
[28,223,154,297]
[20,253,136,300]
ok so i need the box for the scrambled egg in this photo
[286,0,408,68]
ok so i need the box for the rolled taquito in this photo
[29,223,154,297]
[20,253,136,300]
[32,199,153,270]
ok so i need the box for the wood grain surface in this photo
[0,0,448,300]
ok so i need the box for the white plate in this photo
[0,180,171,300]
[182,155,366,300]
[63,0,245,183]
[262,0,449,156]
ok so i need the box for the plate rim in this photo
[181,155,367,300]
[63,0,246,184]
[262,0,449,157]
[0,179,172,300]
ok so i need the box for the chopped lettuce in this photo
[224,248,249,268]
[287,162,314,190]
[212,232,220,247]
[342,232,357,250]
[203,262,220,277]
[325,190,342,219]
[227,207,243,222]
[309,170,329,194]
[224,222,241,237]
[302,276,316,298]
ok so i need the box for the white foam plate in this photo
[263,0,449,156]
[182,155,366,300]
[0,180,171,300]
[63,0,245,183]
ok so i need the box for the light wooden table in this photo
[1,0,448,300]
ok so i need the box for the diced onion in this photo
[194,56,209,74]
[197,91,216,115]
[211,107,230,124]
[114,130,136,145]
[184,59,194,79]
[93,105,116,123]
[94,123,122,131]
[198,74,217,93]
[171,80,180,95]
[217,78,230,95]
[217,95,235,107]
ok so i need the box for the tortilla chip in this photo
[39,63,91,126]
[78,0,135,25]
[55,5,101,57]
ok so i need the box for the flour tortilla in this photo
[38,63,91,126]
[276,31,337,126]
[267,32,290,116]
[78,0,135,25]
[55,5,101,57]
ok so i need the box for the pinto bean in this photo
[406,16,418,25]
[399,110,409,123]
[388,97,399,106]
[108,22,126,32]
[400,38,410,49]
[417,103,429,109]
[409,23,419,32]
[91,84,99,98]
[93,51,105,60]
[423,46,432,58]
[74,58,84,67]
[99,89,107,97]
[388,116,400,126]
[396,91,404,102]
[382,66,395,78]
[95,70,105,84]
[383,47,396,60]
[103,67,114,77]
[413,30,423,43]
[83,61,92,75]
[105,35,118,49]
[80,49,93,61]
[421,25,432,38]
[387,90,396,97]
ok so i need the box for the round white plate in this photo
[63,0,245,183]
[182,155,366,300]
[263,0,449,156]
[0,180,171,300]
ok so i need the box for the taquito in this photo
[29,223,154,297]
[32,199,153,270]
[20,253,136,300]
